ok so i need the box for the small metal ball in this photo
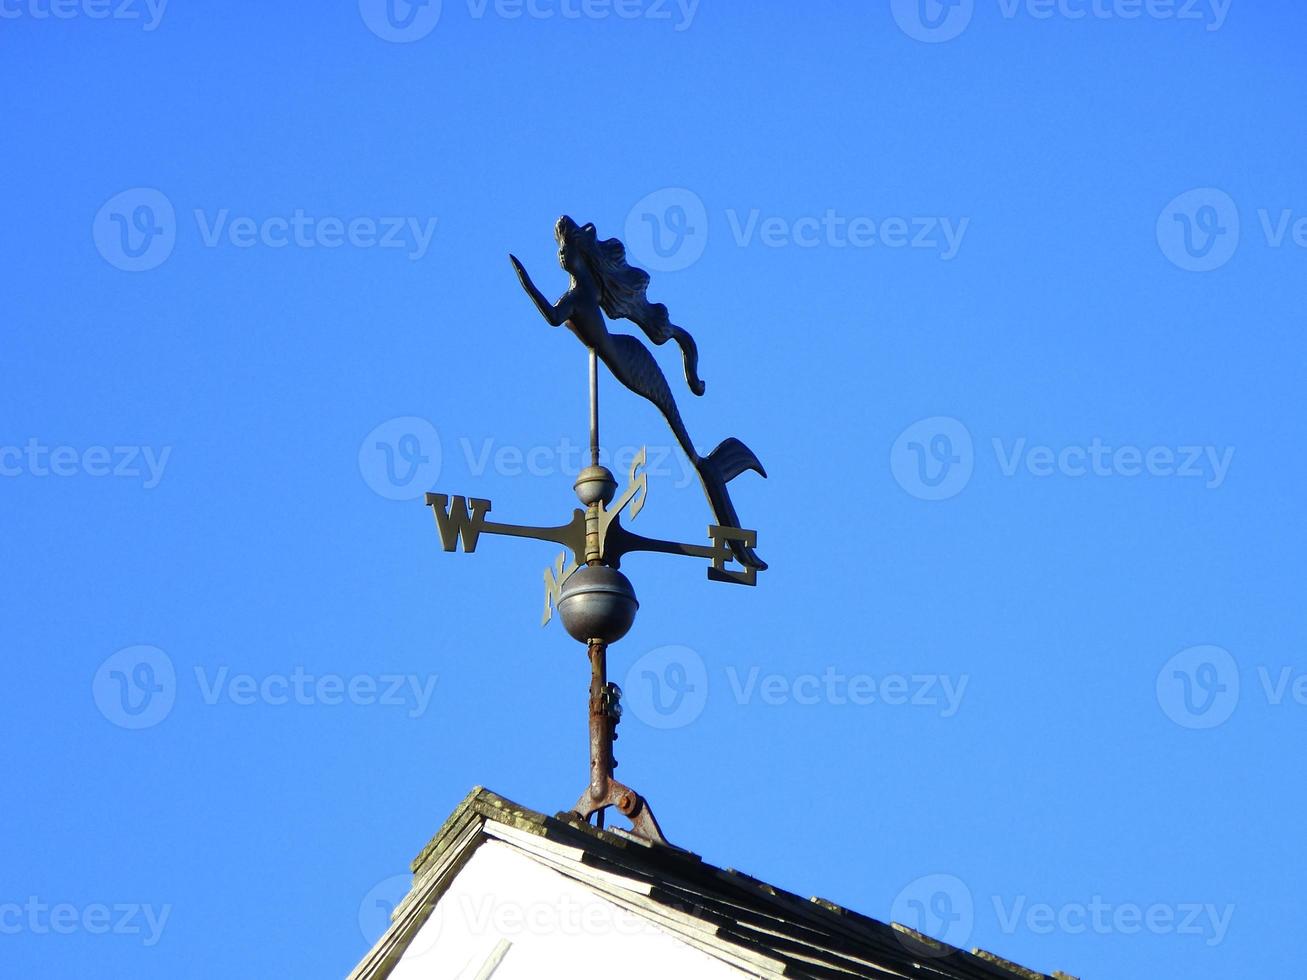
[557,565,638,644]
[574,465,618,507]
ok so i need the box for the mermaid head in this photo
[554,216,706,396]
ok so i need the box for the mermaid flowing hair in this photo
[556,216,706,396]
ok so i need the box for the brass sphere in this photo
[557,565,638,644]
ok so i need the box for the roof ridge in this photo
[371,787,1070,980]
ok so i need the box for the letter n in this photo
[541,553,578,626]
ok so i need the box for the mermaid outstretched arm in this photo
[511,254,574,327]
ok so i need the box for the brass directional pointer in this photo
[425,447,761,629]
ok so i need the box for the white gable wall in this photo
[390,840,754,980]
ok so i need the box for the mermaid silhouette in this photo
[511,216,767,570]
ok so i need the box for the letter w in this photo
[427,494,491,552]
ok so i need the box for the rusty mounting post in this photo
[565,349,667,844]
[571,638,668,845]
[586,640,614,809]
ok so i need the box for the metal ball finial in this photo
[557,564,638,644]
[574,465,617,507]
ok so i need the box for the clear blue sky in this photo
[3,2,1304,977]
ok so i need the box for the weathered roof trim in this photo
[349,787,1077,980]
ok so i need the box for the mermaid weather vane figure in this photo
[511,215,767,569]
[424,216,769,844]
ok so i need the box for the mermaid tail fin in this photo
[698,438,768,570]
[706,436,767,482]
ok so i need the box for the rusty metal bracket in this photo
[569,640,668,846]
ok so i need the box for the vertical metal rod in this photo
[588,347,599,469]
[587,640,612,813]
[588,352,606,830]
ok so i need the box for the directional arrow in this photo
[424,446,761,627]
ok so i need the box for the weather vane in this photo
[425,216,767,844]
